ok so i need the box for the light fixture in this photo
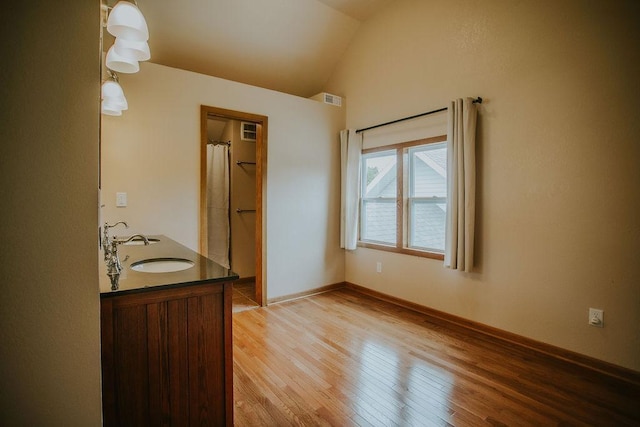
[101,0,150,116]
[106,1,149,42]
[105,45,140,73]
[101,102,123,116]
[113,38,150,61]
[104,0,150,72]
[101,74,128,116]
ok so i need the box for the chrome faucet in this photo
[106,233,149,290]
[102,221,128,261]
[116,234,150,246]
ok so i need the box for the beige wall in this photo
[325,0,640,370]
[0,0,103,424]
[101,62,345,300]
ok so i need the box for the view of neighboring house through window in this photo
[408,142,447,251]
[361,149,397,244]
[359,136,447,260]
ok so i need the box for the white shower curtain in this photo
[207,144,230,269]
[340,129,362,251]
[445,98,478,272]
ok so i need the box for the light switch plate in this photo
[116,192,127,207]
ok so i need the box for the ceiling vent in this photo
[310,92,342,107]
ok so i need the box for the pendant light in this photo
[113,38,150,61]
[101,77,128,116]
[106,1,149,42]
[105,45,140,74]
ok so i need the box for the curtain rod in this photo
[208,139,231,146]
[355,97,482,134]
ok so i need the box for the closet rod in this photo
[236,161,256,166]
[236,208,256,213]
[355,97,482,134]
[208,139,231,146]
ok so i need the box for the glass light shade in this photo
[114,38,150,61]
[101,100,123,116]
[102,81,128,110]
[103,95,128,111]
[101,80,124,99]
[105,45,139,73]
[106,1,149,41]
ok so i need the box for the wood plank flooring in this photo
[232,282,260,313]
[232,288,639,426]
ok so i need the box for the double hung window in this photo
[359,135,447,260]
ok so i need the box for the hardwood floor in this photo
[233,281,259,313]
[232,288,639,426]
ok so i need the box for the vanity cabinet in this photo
[100,281,233,426]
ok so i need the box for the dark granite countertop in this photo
[99,235,238,297]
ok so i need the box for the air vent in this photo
[310,92,342,107]
[241,121,257,141]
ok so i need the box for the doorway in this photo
[200,105,267,306]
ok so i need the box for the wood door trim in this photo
[200,105,268,306]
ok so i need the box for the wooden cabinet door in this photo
[101,283,232,426]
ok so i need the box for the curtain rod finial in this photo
[473,97,483,104]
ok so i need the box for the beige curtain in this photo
[340,129,362,250]
[207,144,230,268]
[445,98,478,271]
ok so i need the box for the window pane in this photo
[409,200,446,251]
[362,151,396,198]
[361,199,396,244]
[410,143,447,198]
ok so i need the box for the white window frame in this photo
[358,135,447,260]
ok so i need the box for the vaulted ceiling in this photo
[104,0,395,98]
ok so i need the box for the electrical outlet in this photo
[376,261,382,273]
[589,308,604,328]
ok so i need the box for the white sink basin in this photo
[130,258,195,273]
